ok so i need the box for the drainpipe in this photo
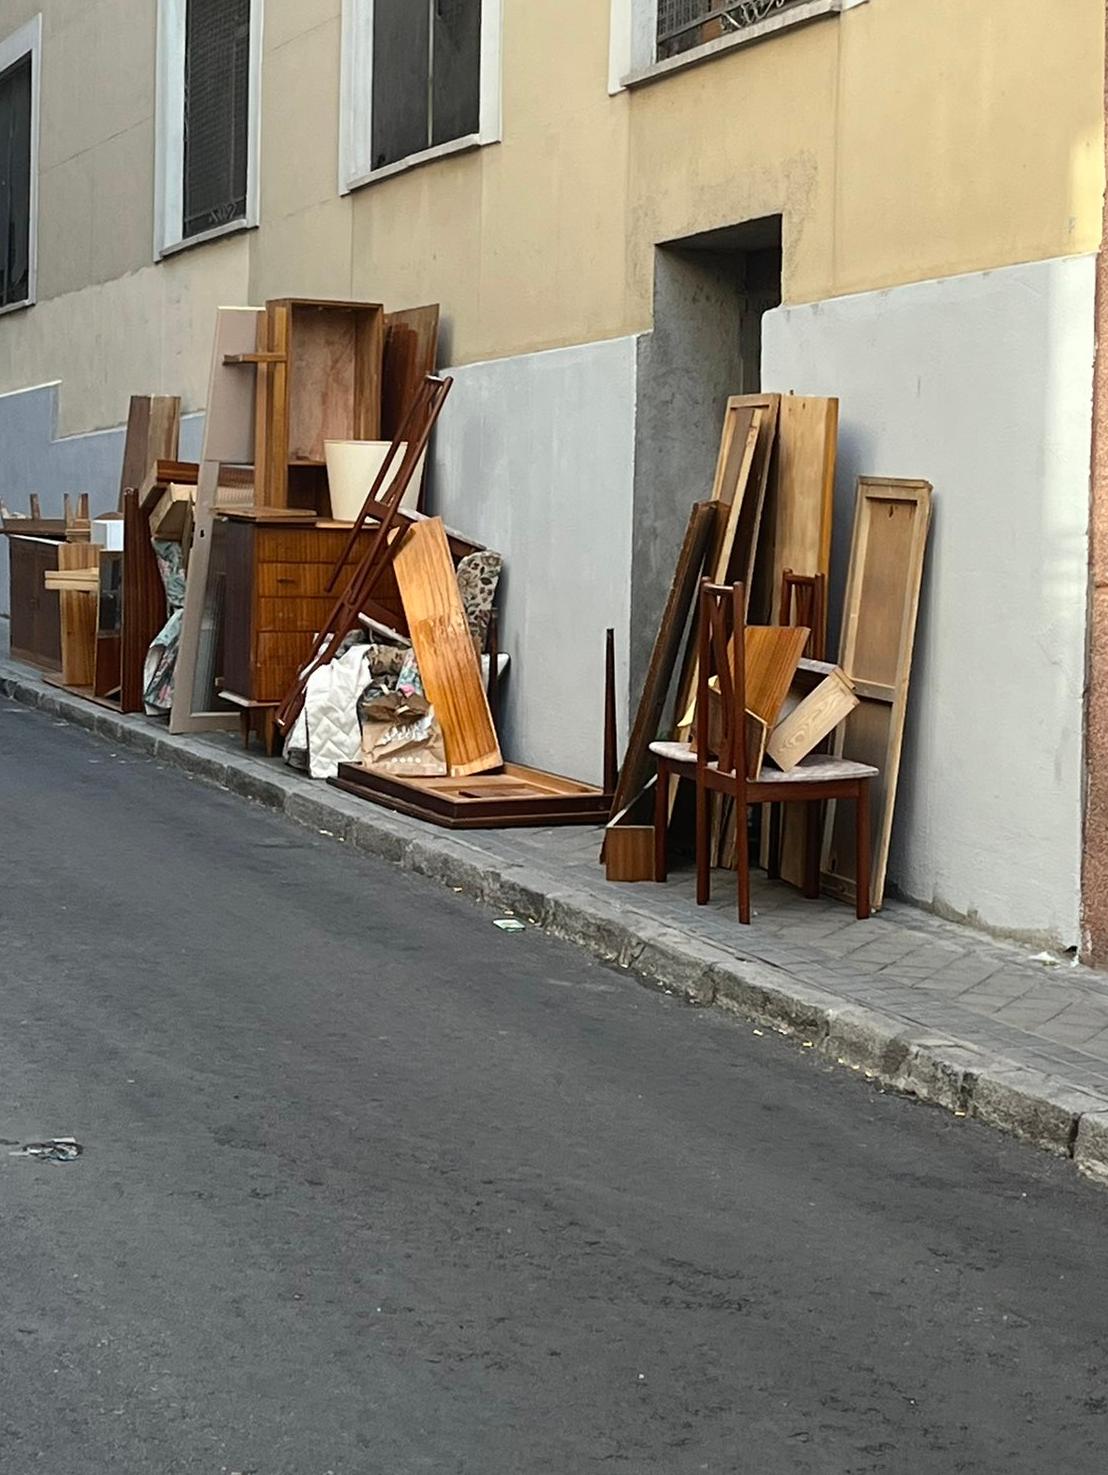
[1081,0,1108,964]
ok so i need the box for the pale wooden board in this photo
[823,478,933,909]
[759,395,837,637]
[393,517,502,778]
[721,394,780,594]
[118,396,180,510]
[57,543,100,687]
[170,308,263,735]
[766,666,857,772]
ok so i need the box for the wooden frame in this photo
[331,762,612,830]
[823,477,933,910]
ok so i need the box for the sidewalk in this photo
[6,628,1108,1185]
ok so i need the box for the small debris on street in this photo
[11,1138,83,1163]
[493,918,526,932]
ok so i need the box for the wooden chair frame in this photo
[654,581,872,923]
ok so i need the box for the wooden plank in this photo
[823,477,933,909]
[392,517,502,778]
[744,625,810,728]
[120,489,166,713]
[383,305,440,439]
[766,665,857,772]
[756,395,837,636]
[605,501,715,837]
[118,396,181,511]
[57,543,100,687]
[720,394,780,593]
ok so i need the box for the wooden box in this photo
[253,299,386,514]
[219,514,403,703]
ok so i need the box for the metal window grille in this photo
[0,52,31,307]
[183,0,250,240]
[657,0,807,59]
[371,0,481,172]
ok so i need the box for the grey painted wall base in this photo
[0,379,203,612]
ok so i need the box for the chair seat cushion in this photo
[649,739,696,764]
[758,755,879,784]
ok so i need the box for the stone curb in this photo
[6,658,1108,1186]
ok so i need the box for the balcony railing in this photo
[656,0,809,60]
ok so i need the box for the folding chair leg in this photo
[855,781,872,920]
[736,801,751,924]
[803,801,822,900]
[695,777,710,906]
[653,761,669,882]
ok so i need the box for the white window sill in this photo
[0,295,34,319]
[622,0,866,90]
[157,216,256,262]
[342,131,496,195]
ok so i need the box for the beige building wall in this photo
[0,0,1100,435]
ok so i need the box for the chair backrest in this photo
[696,580,747,786]
[779,570,826,661]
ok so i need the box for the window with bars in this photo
[656,0,808,60]
[183,0,251,239]
[371,0,482,172]
[0,49,31,308]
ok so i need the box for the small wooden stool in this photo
[220,690,282,757]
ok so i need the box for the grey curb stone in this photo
[5,652,1108,1187]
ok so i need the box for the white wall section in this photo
[431,337,637,785]
[763,254,1096,945]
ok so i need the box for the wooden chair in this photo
[650,581,877,923]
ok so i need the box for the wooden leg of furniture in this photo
[262,708,281,758]
[736,799,751,924]
[803,801,822,900]
[695,775,710,906]
[767,803,782,881]
[240,711,252,750]
[855,781,872,920]
[653,760,669,882]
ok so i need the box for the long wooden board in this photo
[758,395,837,638]
[56,543,100,687]
[170,307,263,735]
[392,517,502,778]
[118,396,181,511]
[823,477,933,909]
[604,500,716,843]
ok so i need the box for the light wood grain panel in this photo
[393,517,502,777]
[766,667,857,772]
[57,542,100,687]
[759,396,837,638]
[744,625,810,727]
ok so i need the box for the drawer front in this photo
[256,527,375,564]
[257,595,336,634]
[253,632,318,703]
[257,562,337,597]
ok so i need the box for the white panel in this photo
[763,254,1095,945]
[431,337,637,784]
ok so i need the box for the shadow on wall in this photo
[0,381,204,614]
[763,256,1095,947]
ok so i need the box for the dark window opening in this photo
[183,0,251,240]
[656,0,807,60]
[371,0,481,172]
[0,51,32,308]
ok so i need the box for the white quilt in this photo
[285,644,373,780]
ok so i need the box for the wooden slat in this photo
[604,501,715,837]
[823,477,933,908]
[392,517,502,778]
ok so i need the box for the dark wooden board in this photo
[331,761,612,830]
[120,489,167,713]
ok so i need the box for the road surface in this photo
[1,700,1107,1473]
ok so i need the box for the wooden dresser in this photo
[219,513,404,703]
[7,535,63,671]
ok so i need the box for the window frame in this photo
[339,0,503,195]
[609,0,867,93]
[0,13,41,318]
[154,0,262,260]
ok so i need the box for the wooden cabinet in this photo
[219,515,404,703]
[7,535,63,671]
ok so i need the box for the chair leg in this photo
[695,778,711,906]
[855,781,872,920]
[803,801,822,900]
[653,762,670,882]
[767,803,782,880]
[736,800,751,924]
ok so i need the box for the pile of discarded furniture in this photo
[1,314,932,926]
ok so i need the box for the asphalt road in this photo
[2,701,1108,1474]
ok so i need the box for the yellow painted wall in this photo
[0,0,1101,434]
